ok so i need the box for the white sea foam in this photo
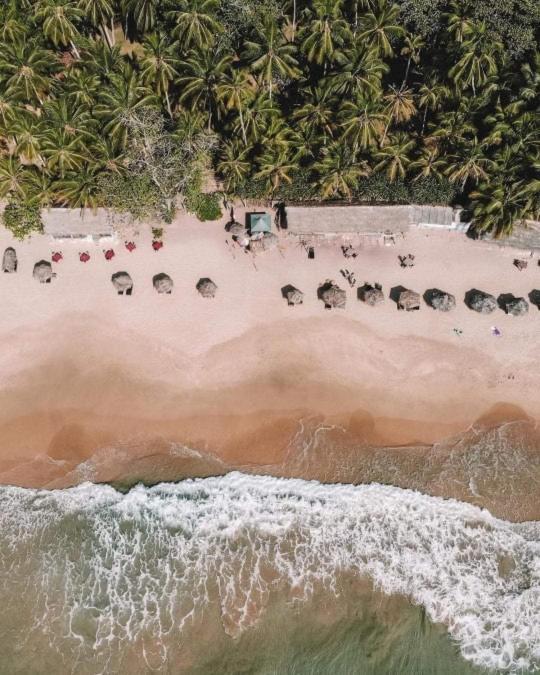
[0,473,538,672]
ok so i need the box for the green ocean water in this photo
[0,474,537,675]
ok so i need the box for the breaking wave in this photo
[0,473,538,673]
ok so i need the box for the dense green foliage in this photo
[0,0,538,236]
[1,200,44,239]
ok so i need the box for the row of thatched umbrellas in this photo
[6,253,538,315]
[284,281,539,316]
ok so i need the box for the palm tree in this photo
[81,42,124,81]
[314,142,369,199]
[43,96,94,138]
[0,39,57,105]
[91,137,127,173]
[0,156,34,199]
[400,34,424,85]
[8,113,46,165]
[217,69,254,147]
[382,85,416,142]
[34,0,83,57]
[177,49,232,130]
[240,93,280,144]
[168,0,221,52]
[445,139,495,189]
[329,43,387,99]
[292,85,336,144]
[64,69,100,107]
[418,77,451,134]
[359,0,403,58]
[217,139,250,194]
[42,127,87,176]
[255,149,298,194]
[140,33,180,117]
[301,0,351,69]
[374,132,415,181]
[78,0,115,46]
[444,1,473,44]
[95,68,158,147]
[449,23,500,95]
[243,17,300,100]
[409,144,448,181]
[339,95,386,150]
[122,0,157,35]
[54,163,101,207]
[469,179,529,238]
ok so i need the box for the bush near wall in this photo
[2,200,44,240]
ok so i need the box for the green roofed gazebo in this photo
[249,212,272,235]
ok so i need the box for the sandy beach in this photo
[0,206,539,519]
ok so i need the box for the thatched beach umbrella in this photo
[153,273,173,294]
[318,280,346,309]
[249,232,278,253]
[196,277,217,298]
[227,221,245,236]
[33,260,54,283]
[2,247,17,273]
[466,290,497,314]
[397,289,420,311]
[428,289,456,312]
[284,286,304,306]
[504,296,528,316]
[111,272,133,295]
[358,284,384,306]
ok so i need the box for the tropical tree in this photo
[177,49,232,130]
[140,33,180,117]
[78,0,115,46]
[0,39,56,105]
[255,148,298,193]
[339,95,386,150]
[292,85,336,144]
[374,132,415,181]
[34,0,83,57]
[217,69,254,146]
[449,23,501,95]
[314,142,369,199]
[330,43,387,99]
[168,0,221,51]
[382,85,416,141]
[54,163,101,207]
[122,0,157,35]
[243,17,300,99]
[410,145,448,181]
[217,139,250,193]
[359,0,403,58]
[42,128,87,176]
[301,0,351,68]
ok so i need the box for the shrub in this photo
[1,200,44,240]
[185,192,223,221]
[97,173,162,222]
[409,177,457,205]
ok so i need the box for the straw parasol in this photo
[358,283,384,306]
[153,273,174,294]
[397,289,420,311]
[466,290,497,314]
[196,277,217,298]
[111,272,133,295]
[284,286,304,305]
[33,260,54,283]
[428,289,456,312]
[504,296,528,316]
[2,247,17,273]
[318,280,346,309]
[249,232,278,253]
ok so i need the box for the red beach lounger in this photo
[79,252,90,263]
[104,249,115,260]
[125,241,136,252]
[51,252,63,263]
[152,240,163,251]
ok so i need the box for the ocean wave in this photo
[0,473,538,673]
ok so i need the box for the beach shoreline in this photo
[0,208,539,519]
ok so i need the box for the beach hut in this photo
[196,278,217,298]
[397,289,420,311]
[282,285,304,306]
[502,295,528,316]
[153,273,173,294]
[248,212,272,235]
[111,272,133,295]
[466,290,497,314]
[358,283,384,306]
[249,232,278,253]
[33,260,55,283]
[318,280,346,309]
[426,289,456,312]
[2,247,17,273]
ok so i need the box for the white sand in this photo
[0,205,538,489]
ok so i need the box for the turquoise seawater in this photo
[0,473,538,674]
